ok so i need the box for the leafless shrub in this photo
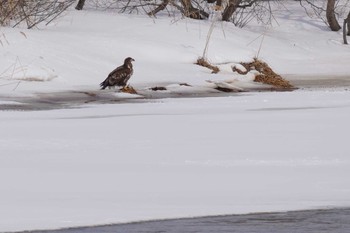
[74,0,285,27]
[0,0,75,29]
[75,0,210,19]
[229,0,280,28]
[77,0,167,14]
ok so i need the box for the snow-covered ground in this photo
[1,1,349,92]
[1,0,350,232]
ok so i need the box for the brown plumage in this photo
[100,57,135,90]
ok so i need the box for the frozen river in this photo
[1,83,350,232]
[20,208,350,233]
[1,75,350,111]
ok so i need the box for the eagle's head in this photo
[124,57,135,69]
[124,57,135,64]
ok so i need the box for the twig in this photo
[0,82,20,87]
[12,81,21,91]
[256,31,265,59]
[246,33,263,46]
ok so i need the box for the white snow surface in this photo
[1,1,350,231]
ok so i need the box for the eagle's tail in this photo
[100,80,107,90]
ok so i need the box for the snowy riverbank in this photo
[1,1,350,232]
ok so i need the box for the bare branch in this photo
[1,0,75,29]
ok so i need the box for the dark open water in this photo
[22,208,350,233]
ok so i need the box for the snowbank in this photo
[0,1,349,94]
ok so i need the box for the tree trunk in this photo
[75,0,86,10]
[222,0,242,22]
[347,11,350,36]
[180,0,208,19]
[326,0,341,31]
[344,19,348,44]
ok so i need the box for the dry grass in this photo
[237,58,294,89]
[232,65,248,75]
[196,58,220,74]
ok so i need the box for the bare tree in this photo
[326,0,341,31]
[299,0,350,31]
